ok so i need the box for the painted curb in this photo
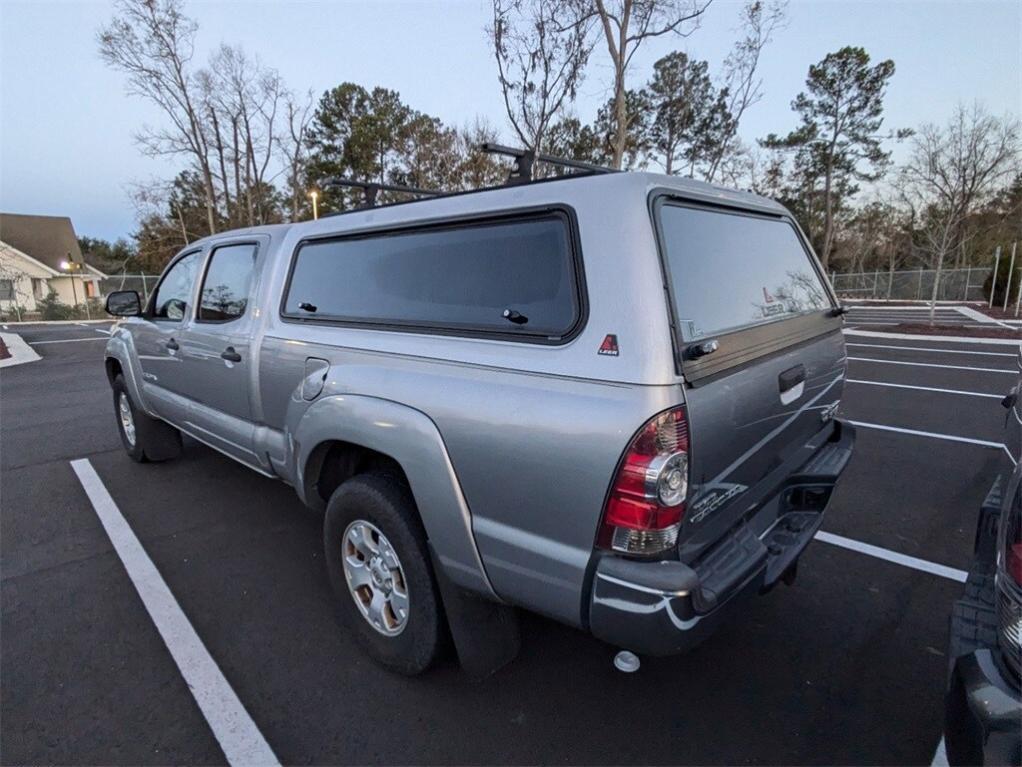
[0,332,42,368]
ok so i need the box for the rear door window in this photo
[658,204,830,342]
[283,214,581,339]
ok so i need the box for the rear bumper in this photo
[945,650,1021,767]
[587,419,855,656]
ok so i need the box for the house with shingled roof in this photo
[0,213,107,317]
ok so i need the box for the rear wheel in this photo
[112,374,181,462]
[323,473,444,675]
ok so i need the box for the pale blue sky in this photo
[1,0,1019,241]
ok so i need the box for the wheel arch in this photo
[293,394,497,600]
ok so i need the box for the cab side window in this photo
[198,243,257,322]
[152,252,201,321]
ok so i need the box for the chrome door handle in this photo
[220,347,242,363]
[166,338,179,351]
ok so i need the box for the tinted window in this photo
[659,205,830,341]
[152,252,201,321]
[284,216,579,337]
[199,244,257,321]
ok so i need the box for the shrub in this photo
[37,290,74,321]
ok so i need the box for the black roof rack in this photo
[314,146,617,218]
[481,142,617,184]
[320,177,441,209]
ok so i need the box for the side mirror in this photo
[105,290,142,317]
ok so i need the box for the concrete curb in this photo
[1,319,110,327]
[0,332,42,368]
[954,305,1014,329]
[843,328,1022,346]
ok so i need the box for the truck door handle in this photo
[778,364,806,393]
[220,347,242,363]
[166,338,179,351]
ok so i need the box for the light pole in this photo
[309,190,319,220]
[60,257,89,319]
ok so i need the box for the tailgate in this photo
[652,198,846,560]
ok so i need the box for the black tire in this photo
[112,374,182,463]
[323,473,444,675]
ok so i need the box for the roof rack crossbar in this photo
[320,177,442,208]
[481,142,617,183]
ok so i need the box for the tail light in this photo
[598,406,689,557]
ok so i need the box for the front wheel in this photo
[323,473,444,675]
[112,374,181,462]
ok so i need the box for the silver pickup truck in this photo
[104,167,855,675]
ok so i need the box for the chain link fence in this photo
[92,266,1001,306]
[830,267,993,302]
[97,274,161,302]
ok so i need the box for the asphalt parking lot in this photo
[1,320,1017,765]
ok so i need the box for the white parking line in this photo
[29,337,108,345]
[845,379,1003,399]
[70,459,279,767]
[845,343,1016,358]
[814,531,967,583]
[848,421,1004,449]
[847,357,1015,374]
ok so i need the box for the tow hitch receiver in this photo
[761,511,823,590]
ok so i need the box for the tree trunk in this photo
[200,166,217,235]
[929,248,946,324]
[209,108,233,226]
[611,63,628,169]
[175,204,189,245]
[232,118,243,226]
[820,165,835,269]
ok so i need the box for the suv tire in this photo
[323,473,444,675]
[112,374,182,462]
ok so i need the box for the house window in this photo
[0,280,14,301]
[32,278,45,300]
[85,280,97,298]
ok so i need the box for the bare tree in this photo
[98,0,219,235]
[203,45,285,227]
[489,0,595,156]
[455,118,512,189]
[899,104,1020,321]
[277,89,316,220]
[589,0,711,169]
[703,0,786,183]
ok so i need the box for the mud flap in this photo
[429,547,520,679]
[136,414,182,461]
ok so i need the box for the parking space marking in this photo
[845,343,1016,358]
[28,337,109,345]
[847,421,1004,449]
[70,459,280,767]
[847,357,1015,374]
[815,531,968,583]
[845,379,1003,399]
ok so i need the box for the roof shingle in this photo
[0,213,85,273]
